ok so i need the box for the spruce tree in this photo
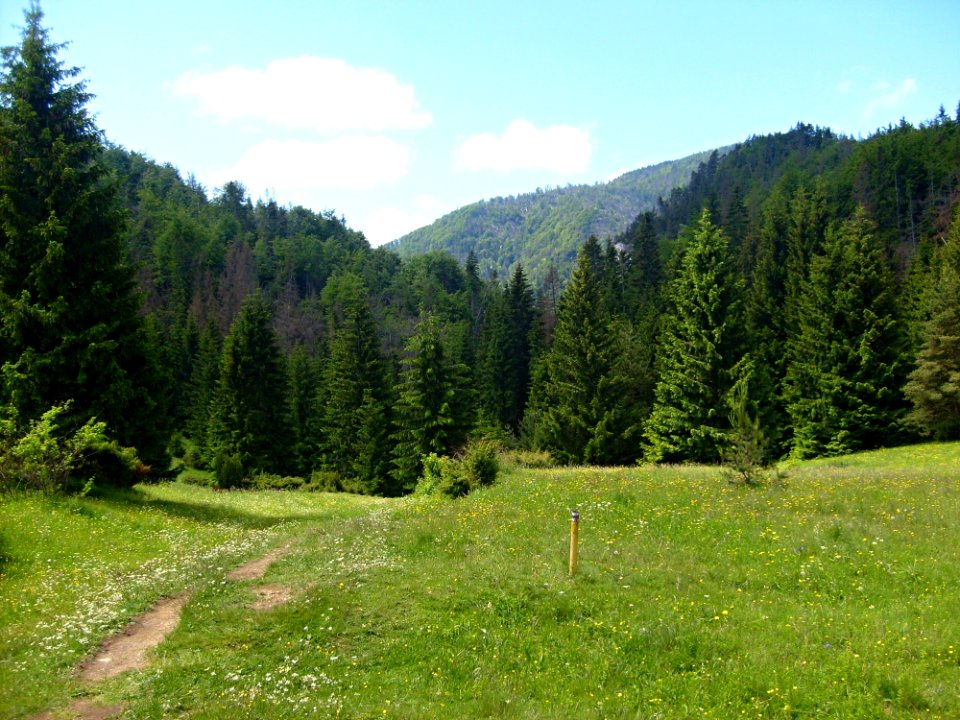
[0,6,170,467]
[319,277,391,493]
[390,314,472,492]
[532,237,643,464]
[784,208,908,458]
[643,210,743,463]
[623,211,663,318]
[903,213,960,439]
[504,264,535,431]
[286,343,318,476]
[208,292,291,474]
[743,190,790,458]
[476,265,535,434]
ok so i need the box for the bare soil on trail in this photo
[34,540,300,719]
[250,583,296,610]
[226,541,293,581]
[76,592,192,683]
[33,698,126,720]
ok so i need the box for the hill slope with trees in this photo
[2,8,960,498]
[389,151,720,283]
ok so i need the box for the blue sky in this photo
[2,1,958,245]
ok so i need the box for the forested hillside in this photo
[389,151,719,283]
[2,9,960,498]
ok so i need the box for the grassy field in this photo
[1,443,959,719]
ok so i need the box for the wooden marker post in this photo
[569,509,580,576]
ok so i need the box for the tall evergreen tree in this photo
[208,292,291,474]
[319,275,391,493]
[504,265,535,431]
[531,237,643,464]
[0,6,170,467]
[784,208,908,458]
[623,211,663,318]
[391,313,472,492]
[643,210,743,463]
[286,342,318,476]
[476,265,535,434]
[743,190,791,458]
[903,212,960,439]
[186,320,221,462]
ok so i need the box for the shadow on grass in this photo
[94,485,358,530]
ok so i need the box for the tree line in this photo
[2,8,959,494]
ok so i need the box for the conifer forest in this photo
[2,7,960,496]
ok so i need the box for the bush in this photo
[461,439,500,488]
[413,453,447,497]
[306,470,343,492]
[0,402,119,493]
[213,452,245,489]
[501,448,555,469]
[179,469,215,487]
[251,472,305,490]
[414,440,500,499]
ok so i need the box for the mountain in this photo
[388,150,722,283]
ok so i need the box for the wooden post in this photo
[569,509,580,576]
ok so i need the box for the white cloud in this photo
[208,136,410,199]
[863,78,917,119]
[170,57,432,133]
[836,79,853,93]
[455,119,592,174]
[362,195,448,247]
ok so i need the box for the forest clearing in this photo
[2,444,959,719]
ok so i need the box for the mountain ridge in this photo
[388,149,725,283]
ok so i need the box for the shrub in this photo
[73,440,144,489]
[0,402,117,493]
[306,470,343,492]
[179,469,215,487]
[413,453,446,497]
[251,472,305,490]
[501,449,555,469]
[461,439,500,488]
[414,441,500,499]
[213,452,245,489]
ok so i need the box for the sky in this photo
[2,1,958,246]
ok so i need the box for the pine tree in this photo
[903,213,960,439]
[476,265,535,434]
[504,265,535,431]
[623,211,663,318]
[286,342,318,476]
[391,314,472,492]
[531,237,644,464]
[743,190,790,458]
[475,283,512,430]
[784,208,908,458]
[208,292,291,474]
[319,276,392,493]
[643,210,743,463]
[0,6,170,468]
[185,320,221,464]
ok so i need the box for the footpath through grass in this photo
[2,443,959,718]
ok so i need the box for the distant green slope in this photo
[389,150,719,283]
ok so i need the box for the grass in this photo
[1,443,959,718]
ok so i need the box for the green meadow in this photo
[2,443,959,719]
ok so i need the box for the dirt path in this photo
[227,541,293,581]
[34,540,299,719]
[77,592,192,683]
